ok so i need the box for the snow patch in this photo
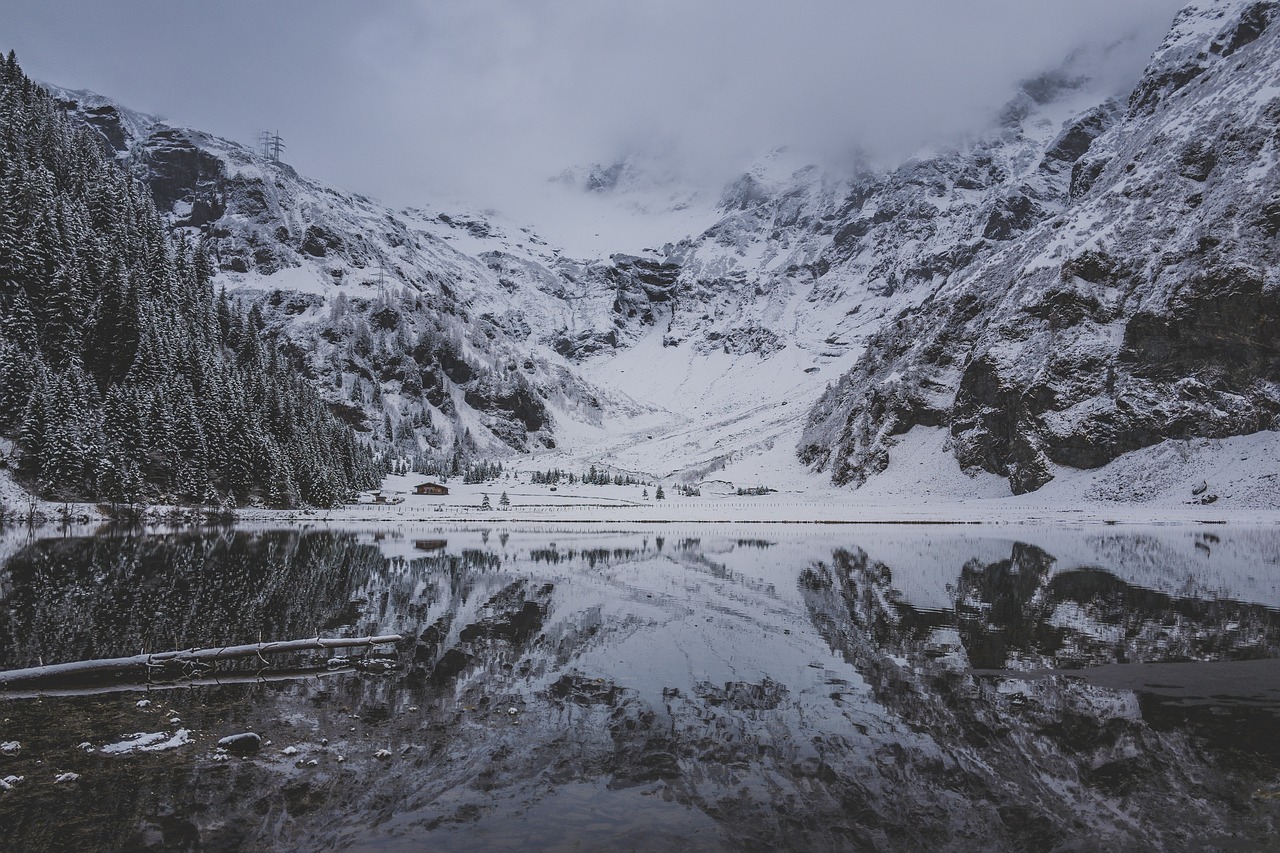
[100,729,192,755]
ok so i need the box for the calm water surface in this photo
[0,524,1278,852]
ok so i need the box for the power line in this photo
[258,130,286,162]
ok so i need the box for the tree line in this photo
[0,52,379,507]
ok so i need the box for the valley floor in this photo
[6,424,1279,529]
[238,496,1280,527]
[237,428,1280,527]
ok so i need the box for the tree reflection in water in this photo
[0,528,1276,851]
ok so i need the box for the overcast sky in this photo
[3,0,1188,218]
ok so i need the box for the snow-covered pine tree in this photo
[0,52,378,507]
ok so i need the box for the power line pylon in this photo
[258,130,286,162]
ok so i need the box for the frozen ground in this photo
[229,427,1280,526]
[4,422,1278,527]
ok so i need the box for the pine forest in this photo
[0,53,379,508]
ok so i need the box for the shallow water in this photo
[0,524,1278,851]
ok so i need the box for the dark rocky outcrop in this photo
[300,224,343,258]
[1038,102,1118,174]
[982,191,1043,241]
[134,128,227,215]
[606,254,680,325]
[1120,265,1279,387]
[553,329,618,359]
[1209,1,1277,57]
[63,102,131,151]
[464,381,547,435]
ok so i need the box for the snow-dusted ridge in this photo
[46,82,660,459]
[800,0,1280,496]
[35,0,1280,513]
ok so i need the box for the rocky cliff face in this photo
[651,66,1118,359]
[801,0,1280,493]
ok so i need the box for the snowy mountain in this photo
[48,86,690,466]
[47,82,842,485]
[553,48,1148,489]
[41,0,1280,501]
[800,0,1280,494]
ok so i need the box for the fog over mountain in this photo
[3,1,1187,232]
[6,0,1280,516]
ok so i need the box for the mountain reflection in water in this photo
[0,525,1277,852]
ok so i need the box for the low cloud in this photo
[5,0,1188,220]
[346,0,1186,210]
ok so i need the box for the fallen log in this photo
[0,634,403,690]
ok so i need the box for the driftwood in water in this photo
[0,634,403,690]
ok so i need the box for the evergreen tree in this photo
[0,53,379,508]
[0,340,33,431]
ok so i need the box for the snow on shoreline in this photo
[257,427,1278,526]
[235,501,1280,527]
[240,430,1280,527]
[4,430,1279,529]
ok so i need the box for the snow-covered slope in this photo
[549,52,1143,488]
[43,0,1280,507]
[47,83,857,485]
[801,0,1280,494]
[47,85,687,462]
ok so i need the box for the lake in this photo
[1,524,1278,851]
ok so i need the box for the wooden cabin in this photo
[414,482,450,496]
[413,539,447,552]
